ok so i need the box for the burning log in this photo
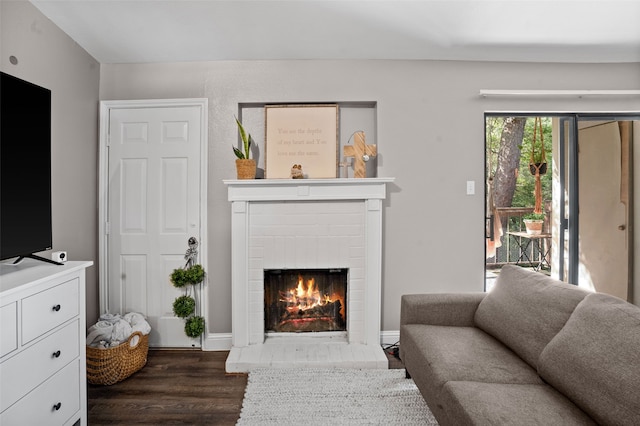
[283,300,342,321]
[273,300,345,332]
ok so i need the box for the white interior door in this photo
[104,100,207,347]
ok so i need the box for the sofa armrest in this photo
[400,293,486,327]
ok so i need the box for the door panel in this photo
[578,121,629,299]
[555,116,575,283]
[108,105,202,347]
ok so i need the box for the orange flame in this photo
[280,275,342,314]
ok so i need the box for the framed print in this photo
[265,104,339,178]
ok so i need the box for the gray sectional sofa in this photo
[400,265,640,425]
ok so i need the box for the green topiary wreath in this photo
[184,264,205,285]
[184,316,205,338]
[170,268,189,288]
[170,264,205,288]
[172,295,195,318]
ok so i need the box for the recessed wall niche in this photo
[238,102,377,179]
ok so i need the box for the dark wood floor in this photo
[88,347,403,425]
[87,350,246,425]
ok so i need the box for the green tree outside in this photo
[486,116,553,209]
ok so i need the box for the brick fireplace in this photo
[224,178,393,372]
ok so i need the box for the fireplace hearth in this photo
[264,269,347,333]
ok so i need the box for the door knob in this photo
[618,225,626,231]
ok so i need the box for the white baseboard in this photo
[380,330,400,347]
[203,330,400,351]
[203,332,232,351]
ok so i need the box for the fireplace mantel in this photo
[224,177,394,201]
[224,178,394,372]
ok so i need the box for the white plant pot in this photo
[524,219,543,235]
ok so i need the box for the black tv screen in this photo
[0,72,53,262]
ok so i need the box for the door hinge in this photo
[105,222,111,235]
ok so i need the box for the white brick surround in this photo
[250,200,365,343]
[224,178,393,372]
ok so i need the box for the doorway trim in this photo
[98,98,208,339]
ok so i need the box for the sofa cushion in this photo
[474,265,589,368]
[440,381,596,426]
[402,324,544,424]
[538,293,640,426]
[402,325,543,388]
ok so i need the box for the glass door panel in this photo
[575,118,635,299]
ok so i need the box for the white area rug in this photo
[237,368,438,425]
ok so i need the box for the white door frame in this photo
[98,98,208,339]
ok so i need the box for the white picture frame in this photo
[264,104,339,179]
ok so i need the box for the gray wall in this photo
[4,2,640,336]
[100,60,640,333]
[1,1,101,325]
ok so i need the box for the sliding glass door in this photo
[486,113,637,301]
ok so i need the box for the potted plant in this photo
[233,117,256,179]
[523,212,545,235]
[528,117,547,176]
[529,152,547,176]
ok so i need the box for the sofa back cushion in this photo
[474,265,589,368]
[538,293,640,425]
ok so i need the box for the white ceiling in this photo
[30,0,640,64]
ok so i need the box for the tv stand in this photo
[13,254,63,266]
[0,260,92,425]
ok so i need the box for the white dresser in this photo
[0,259,92,426]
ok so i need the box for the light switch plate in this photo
[466,180,475,195]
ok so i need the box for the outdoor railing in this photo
[486,207,550,270]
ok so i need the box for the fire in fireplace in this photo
[264,268,348,333]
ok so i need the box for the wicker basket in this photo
[86,331,149,385]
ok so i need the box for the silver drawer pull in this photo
[52,350,61,358]
[53,402,62,411]
[52,304,61,312]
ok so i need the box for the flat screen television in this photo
[0,72,59,265]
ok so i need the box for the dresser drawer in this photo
[0,358,80,426]
[0,302,17,358]
[0,319,80,412]
[22,278,79,344]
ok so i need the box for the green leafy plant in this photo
[233,116,252,159]
[523,212,545,221]
[170,268,189,288]
[184,264,205,285]
[184,316,205,338]
[170,264,205,288]
[519,144,545,165]
[172,295,195,318]
[531,151,545,165]
[170,252,206,338]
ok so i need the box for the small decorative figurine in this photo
[290,164,304,179]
